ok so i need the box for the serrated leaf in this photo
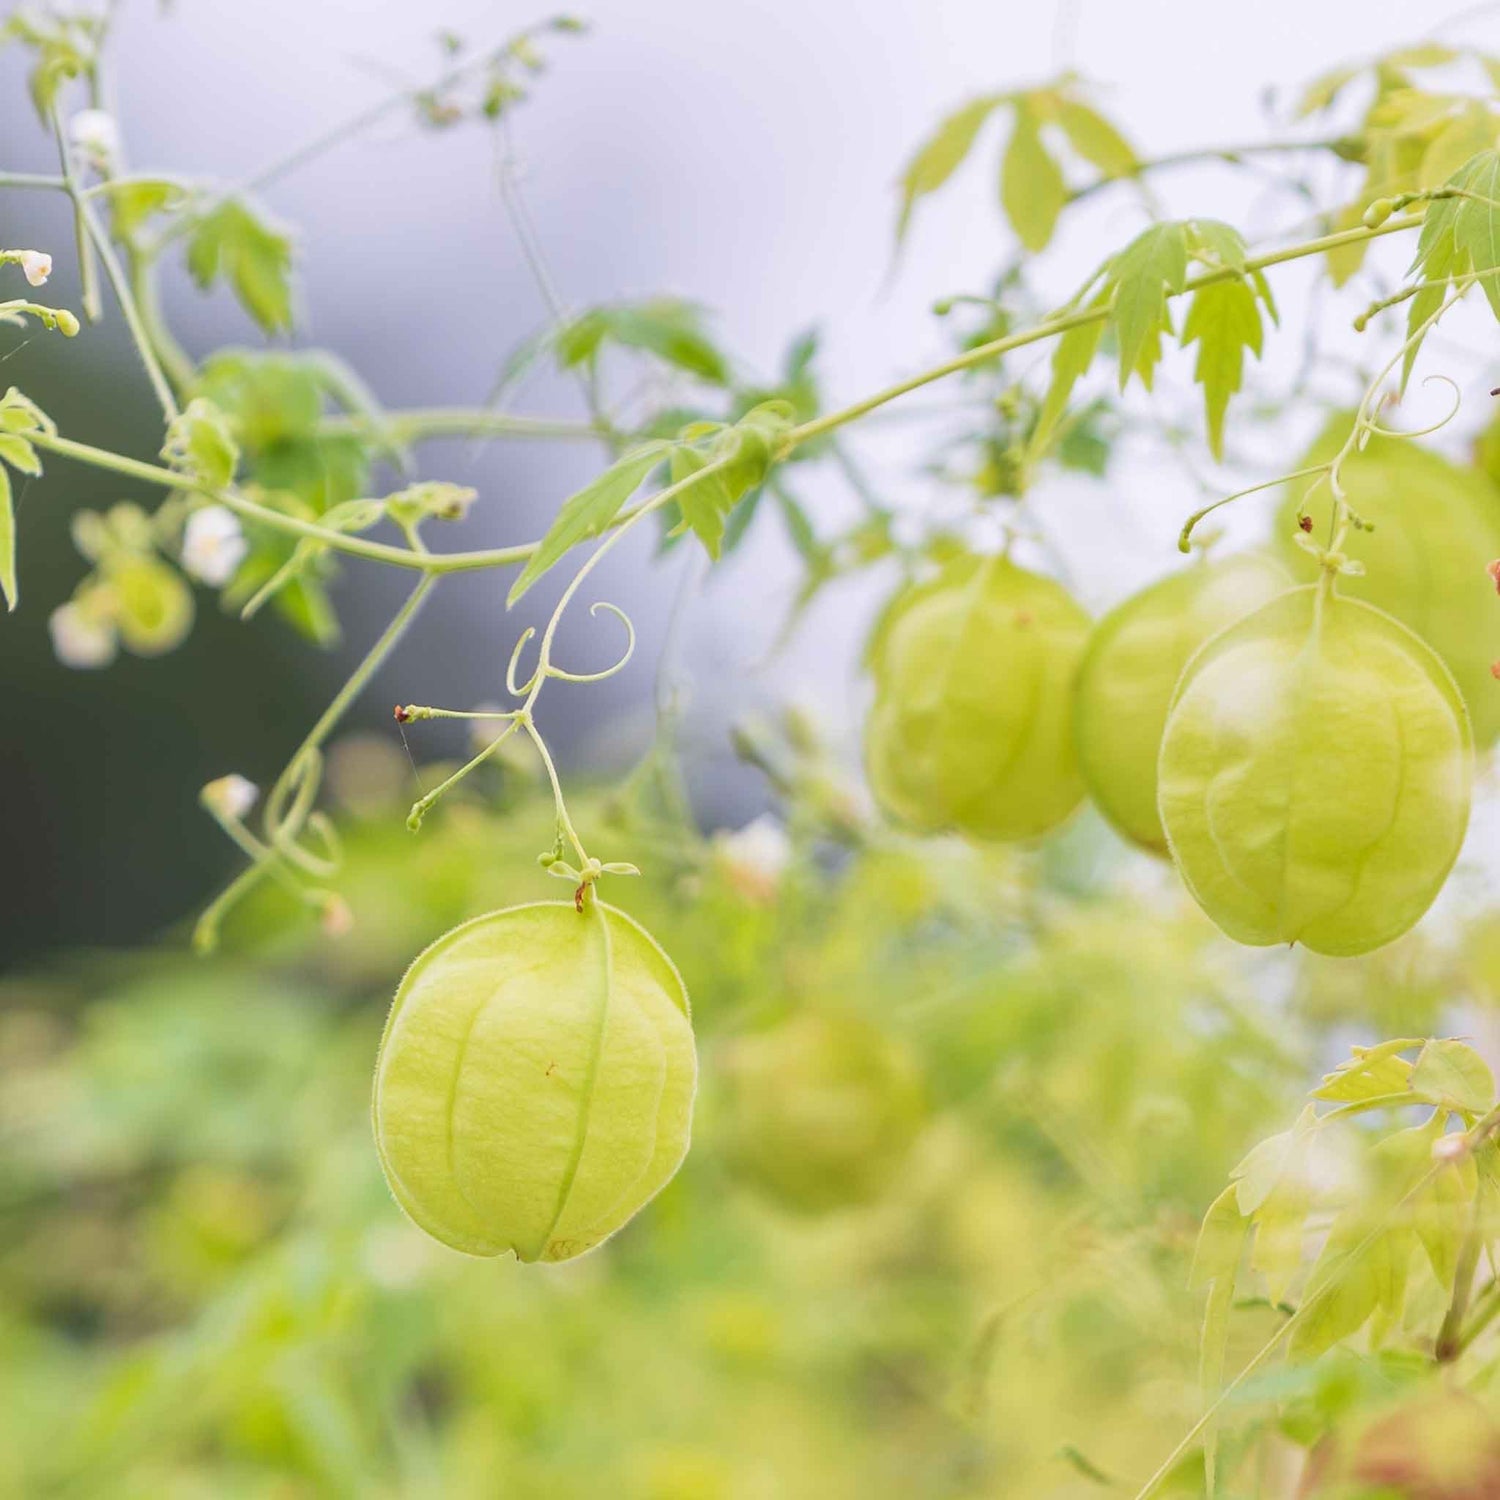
[1000,101,1066,252]
[558,299,729,385]
[1181,277,1265,460]
[1028,299,1107,460]
[1055,98,1136,177]
[718,481,764,555]
[1296,63,1360,117]
[1190,1184,1248,1291]
[669,444,736,559]
[186,198,295,333]
[1326,201,1372,287]
[1415,1155,1478,1291]
[896,94,1003,243]
[1251,1185,1309,1308]
[1290,1205,1386,1359]
[1411,149,1500,320]
[1200,1267,1236,1498]
[1386,43,1460,69]
[1418,105,1497,191]
[507,441,671,605]
[104,177,188,241]
[0,434,41,476]
[1411,1039,1496,1115]
[1403,236,1451,393]
[1192,1184,1250,1500]
[1109,222,1190,390]
[1232,1113,1308,1216]
[1312,1045,1415,1103]
[1367,1227,1413,1348]
[1291,1125,1435,1360]
[162,399,239,490]
[1190,219,1250,271]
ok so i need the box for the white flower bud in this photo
[713,814,792,903]
[48,597,116,669]
[202,773,259,821]
[69,109,120,167]
[181,505,248,587]
[17,251,51,288]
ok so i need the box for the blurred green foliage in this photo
[3,725,1494,1497]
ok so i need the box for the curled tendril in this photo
[544,601,637,685]
[1362,373,1462,442]
[506,626,539,697]
[1177,465,1330,553]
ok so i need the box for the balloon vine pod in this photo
[1157,585,1473,957]
[1074,552,1290,854]
[865,553,1091,843]
[1274,421,1500,748]
[373,900,695,1262]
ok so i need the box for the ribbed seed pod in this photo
[1158,587,1472,957]
[1274,422,1500,747]
[373,901,695,1262]
[718,1013,925,1213]
[1074,553,1289,852]
[865,553,1091,842]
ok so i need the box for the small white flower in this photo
[181,505,248,587]
[17,251,51,288]
[69,109,120,167]
[48,597,116,668]
[713,813,792,903]
[202,773,259,821]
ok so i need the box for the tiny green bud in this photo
[56,308,80,337]
[1362,198,1395,229]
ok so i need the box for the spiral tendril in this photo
[544,601,637,684]
[506,626,539,697]
[1363,373,1462,442]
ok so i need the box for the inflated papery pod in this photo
[1276,420,1500,748]
[717,1012,926,1214]
[865,552,1091,842]
[374,901,695,1262]
[1158,587,1472,957]
[1073,551,1289,853]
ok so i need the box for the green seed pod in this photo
[373,900,695,1261]
[109,555,195,656]
[1275,421,1500,747]
[865,553,1091,841]
[1159,586,1472,957]
[1074,553,1290,853]
[718,1013,924,1214]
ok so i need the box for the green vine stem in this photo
[781,214,1422,452]
[320,407,605,446]
[192,572,436,951]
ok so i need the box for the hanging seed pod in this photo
[718,1012,925,1214]
[1074,553,1289,852]
[865,553,1091,841]
[1276,421,1500,747]
[1158,587,1472,957]
[373,900,695,1262]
